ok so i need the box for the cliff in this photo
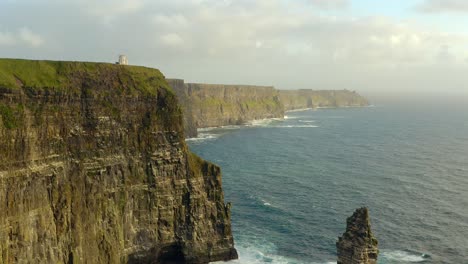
[279,89,369,111]
[166,79,198,139]
[167,79,284,138]
[337,207,379,264]
[0,59,237,263]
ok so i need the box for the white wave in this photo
[284,115,299,119]
[298,120,316,123]
[197,127,219,132]
[285,108,313,113]
[381,250,429,262]
[186,133,220,142]
[220,125,242,130]
[212,241,306,264]
[275,125,319,128]
[260,198,272,207]
[247,118,282,127]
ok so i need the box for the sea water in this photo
[188,101,468,264]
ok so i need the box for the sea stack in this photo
[337,207,379,264]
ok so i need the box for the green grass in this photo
[0,104,19,129]
[0,59,64,89]
[0,58,171,96]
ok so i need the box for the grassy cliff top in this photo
[0,58,170,95]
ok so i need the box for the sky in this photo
[1,0,468,98]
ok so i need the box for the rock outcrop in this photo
[279,89,369,111]
[337,207,379,264]
[0,59,237,263]
[167,79,284,138]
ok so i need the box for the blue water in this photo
[188,102,468,264]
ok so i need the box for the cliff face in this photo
[166,79,198,139]
[279,89,369,111]
[168,80,369,138]
[337,207,379,264]
[0,59,237,264]
[167,79,284,138]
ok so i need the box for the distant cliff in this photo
[279,89,369,111]
[167,79,284,138]
[0,59,237,263]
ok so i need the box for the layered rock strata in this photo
[0,59,237,264]
[279,89,369,111]
[337,207,379,264]
[167,79,284,138]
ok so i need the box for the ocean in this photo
[188,101,468,264]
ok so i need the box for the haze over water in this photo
[189,99,468,264]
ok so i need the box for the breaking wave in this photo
[275,125,319,128]
[186,133,220,142]
[213,240,309,264]
[381,250,431,263]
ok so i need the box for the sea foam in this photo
[276,125,319,128]
[213,240,307,264]
[381,250,430,262]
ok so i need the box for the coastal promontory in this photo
[280,89,369,111]
[0,59,237,263]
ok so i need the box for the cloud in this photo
[19,27,44,47]
[160,33,184,47]
[416,0,468,13]
[1,0,468,94]
[70,0,147,23]
[0,27,44,47]
[309,0,349,9]
[152,14,189,28]
[0,31,16,46]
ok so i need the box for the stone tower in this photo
[337,207,379,264]
[118,55,128,65]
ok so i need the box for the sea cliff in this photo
[279,89,369,111]
[0,59,237,263]
[167,79,369,138]
[167,79,284,138]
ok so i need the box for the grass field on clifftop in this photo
[0,58,171,95]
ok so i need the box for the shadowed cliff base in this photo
[337,207,379,264]
[0,58,237,264]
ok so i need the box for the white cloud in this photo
[0,31,16,46]
[73,0,147,23]
[309,0,349,9]
[417,0,468,13]
[255,41,263,48]
[1,0,468,94]
[19,27,44,47]
[0,27,44,47]
[152,14,189,28]
[160,33,184,47]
